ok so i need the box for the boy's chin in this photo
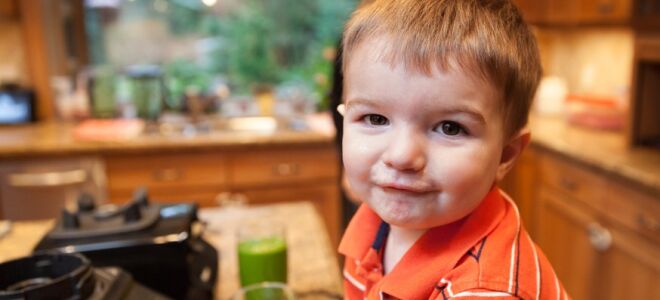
[373,206,434,230]
[370,204,465,230]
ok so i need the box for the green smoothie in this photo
[238,236,288,286]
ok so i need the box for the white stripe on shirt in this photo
[528,234,541,300]
[343,269,366,292]
[452,291,516,298]
[501,192,521,294]
[555,262,561,300]
[440,278,455,297]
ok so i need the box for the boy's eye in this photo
[365,114,389,126]
[436,121,465,136]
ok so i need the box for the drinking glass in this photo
[232,282,295,300]
[237,221,288,287]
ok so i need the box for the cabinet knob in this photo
[587,222,612,252]
[559,178,578,191]
[216,192,248,207]
[153,168,183,182]
[272,163,299,177]
[637,214,660,232]
[598,1,614,14]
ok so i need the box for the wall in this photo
[0,19,29,85]
[536,28,634,98]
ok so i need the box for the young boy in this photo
[337,0,568,299]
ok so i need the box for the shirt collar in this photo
[339,185,507,299]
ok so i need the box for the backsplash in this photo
[536,27,633,98]
[0,19,28,85]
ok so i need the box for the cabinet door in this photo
[522,0,632,25]
[511,0,547,24]
[537,187,660,300]
[598,226,660,299]
[106,151,228,207]
[229,146,338,188]
[536,187,599,300]
[545,0,582,24]
[106,152,227,191]
[579,0,632,23]
[499,147,538,237]
[0,0,17,18]
[109,187,226,207]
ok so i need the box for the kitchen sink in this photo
[149,115,308,137]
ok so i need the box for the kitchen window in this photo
[82,0,357,117]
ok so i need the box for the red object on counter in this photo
[73,119,145,141]
[564,94,626,131]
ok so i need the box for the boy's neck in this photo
[383,225,427,274]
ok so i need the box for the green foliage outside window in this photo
[85,0,357,111]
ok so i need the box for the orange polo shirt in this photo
[338,186,569,299]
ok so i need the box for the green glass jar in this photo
[126,65,168,120]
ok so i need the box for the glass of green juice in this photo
[231,282,295,300]
[237,221,288,287]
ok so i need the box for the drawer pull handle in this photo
[587,222,612,252]
[272,163,299,176]
[8,169,87,187]
[559,178,578,191]
[216,192,248,207]
[637,214,660,232]
[598,1,614,14]
[153,168,183,182]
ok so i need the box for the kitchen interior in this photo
[0,0,658,299]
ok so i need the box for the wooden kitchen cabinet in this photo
[0,0,17,18]
[104,144,341,246]
[577,0,632,24]
[511,0,548,24]
[228,147,337,187]
[533,150,660,300]
[512,0,632,25]
[500,146,539,237]
[105,151,229,207]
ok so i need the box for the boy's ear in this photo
[496,127,531,181]
[337,104,346,116]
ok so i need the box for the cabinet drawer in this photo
[539,153,606,203]
[539,153,660,244]
[602,182,660,244]
[579,0,631,23]
[106,152,227,191]
[110,187,224,207]
[229,147,338,187]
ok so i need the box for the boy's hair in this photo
[342,0,542,137]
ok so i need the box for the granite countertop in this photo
[528,115,660,196]
[0,201,343,300]
[0,118,335,158]
[0,114,657,196]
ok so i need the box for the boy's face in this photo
[343,39,509,230]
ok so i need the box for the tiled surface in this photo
[200,201,343,299]
[529,115,660,196]
[0,121,334,158]
[0,202,342,300]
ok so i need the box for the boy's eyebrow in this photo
[440,105,486,124]
[346,98,486,124]
[344,98,378,109]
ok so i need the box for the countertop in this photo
[0,201,343,300]
[528,115,660,196]
[0,114,657,195]
[0,118,335,159]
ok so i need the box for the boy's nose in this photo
[381,129,427,172]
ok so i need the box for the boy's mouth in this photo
[377,182,433,194]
